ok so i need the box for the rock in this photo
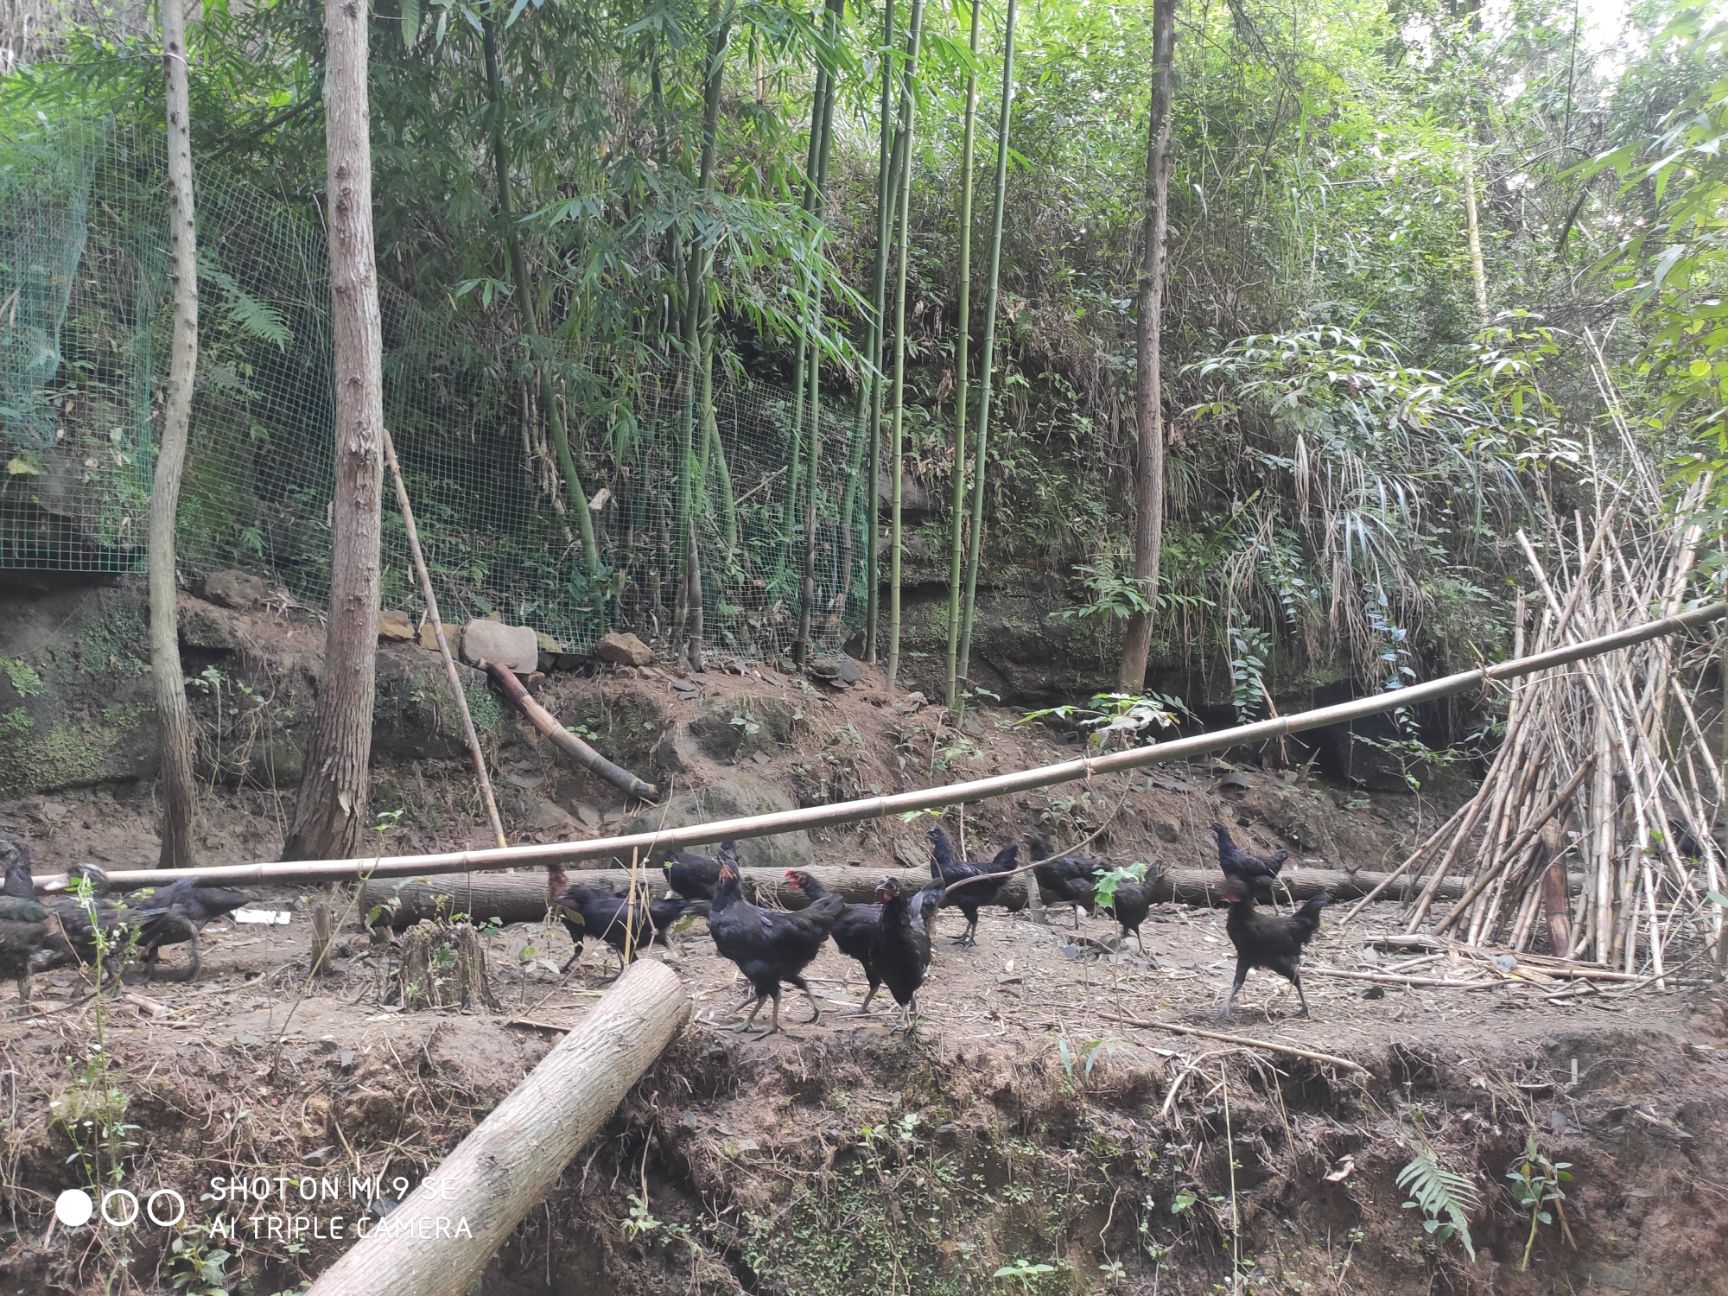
[1219,771,1256,792]
[461,619,538,674]
[202,569,266,610]
[416,621,461,652]
[687,694,801,763]
[522,795,576,832]
[595,630,654,667]
[377,610,415,642]
[534,631,572,673]
[1150,819,1181,843]
[621,775,812,872]
[535,631,567,655]
[178,602,246,652]
[836,656,862,685]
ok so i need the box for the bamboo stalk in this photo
[60,602,1726,891]
[480,662,658,803]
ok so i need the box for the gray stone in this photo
[203,569,266,610]
[595,630,654,667]
[621,775,811,871]
[461,619,538,674]
[1150,819,1181,843]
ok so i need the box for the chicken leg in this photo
[1215,959,1251,1019]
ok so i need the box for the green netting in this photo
[0,125,867,658]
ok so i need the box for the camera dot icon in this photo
[55,1189,95,1228]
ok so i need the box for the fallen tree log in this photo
[482,660,658,803]
[361,861,1544,929]
[303,959,689,1296]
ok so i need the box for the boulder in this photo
[620,774,812,872]
[377,609,415,642]
[595,630,654,667]
[202,569,266,610]
[461,619,538,674]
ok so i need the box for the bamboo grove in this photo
[3,0,1724,710]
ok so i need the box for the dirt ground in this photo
[2,629,1726,1295]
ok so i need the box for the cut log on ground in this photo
[303,960,689,1296]
[482,660,659,803]
[361,861,1538,929]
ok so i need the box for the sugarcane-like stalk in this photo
[956,0,1018,682]
[942,0,982,708]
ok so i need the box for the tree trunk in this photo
[302,961,689,1296]
[1116,0,1176,695]
[150,0,199,869]
[283,0,386,862]
[956,0,1018,684]
[942,0,982,709]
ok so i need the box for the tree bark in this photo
[1116,0,1176,694]
[283,0,385,862]
[302,961,689,1296]
[150,0,199,868]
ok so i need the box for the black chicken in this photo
[664,842,735,901]
[1099,877,1152,954]
[870,876,938,1030]
[1218,877,1329,1018]
[785,869,943,1013]
[69,864,241,981]
[707,857,843,1038]
[554,884,697,976]
[1027,834,1107,929]
[927,826,1020,947]
[1208,822,1290,895]
[0,894,60,1001]
[4,840,160,982]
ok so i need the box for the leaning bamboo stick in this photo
[382,427,506,850]
[49,601,1728,891]
[481,661,659,803]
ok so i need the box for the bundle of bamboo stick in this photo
[1365,419,1723,977]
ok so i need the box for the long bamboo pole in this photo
[63,602,1726,891]
[943,0,983,709]
[955,0,1018,683]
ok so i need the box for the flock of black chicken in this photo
[0,818,1330,1038]
[0,831,252,1000]
[547,818,1330,1039]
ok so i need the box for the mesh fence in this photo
[0,124,867,659]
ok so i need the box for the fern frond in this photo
[201,263,292,350]
[1397,1148,1480,1261]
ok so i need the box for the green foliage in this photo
[1506,1134,1572,1272]
[1397,1147,1480,1261]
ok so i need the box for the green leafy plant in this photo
[1397,1147,1480,1260]
[1506,1134,1572,1271]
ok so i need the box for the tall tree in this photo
[1115,0,1176,694]
[942,0,982,709]
[149,0,199,867]
[955,0,1017,685]
[283,0,386,861]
